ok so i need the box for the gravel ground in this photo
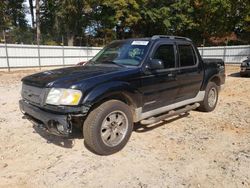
[0,65,249,188]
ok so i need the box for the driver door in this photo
[141,41,179,113]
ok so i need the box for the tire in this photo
[83,100,133,155]
[198,82,219,112]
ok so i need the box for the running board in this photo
[140,103,200,125]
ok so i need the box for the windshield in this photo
[90,40,150,66]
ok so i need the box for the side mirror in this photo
[148,59,164,70]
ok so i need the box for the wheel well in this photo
[210,76,221,86]
[88,92,136,116]
[85,93,137,123]
[101,93,135,108]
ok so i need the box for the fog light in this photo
[57,124,65,133]
[47,120,56,129]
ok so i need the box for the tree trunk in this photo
[29,0,35,28]
[36,0,40,45]
[67,33,74,46]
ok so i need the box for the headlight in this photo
[46,88,82,106]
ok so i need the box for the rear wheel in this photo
[83,100,133,155]
[198,82,219,112]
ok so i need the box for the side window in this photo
[153,45,175,69]
[178,45,197,67]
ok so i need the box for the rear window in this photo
[178,45,197,67]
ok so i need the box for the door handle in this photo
[167,73,177,80]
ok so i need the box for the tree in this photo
[0,1,10,32]
[232,0,250,43]
[36,0,41,45]
[2,0,250,45]
[40,0,59,44]
[29,0,35,28]
[104,0,141,39]
[55,0,91,46]
[88,1,117,44]
[119,0,196,39]
[0,0,33,44]
[7,0,28,29]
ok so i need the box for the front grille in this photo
[21,84,46,105]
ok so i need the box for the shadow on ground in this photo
[134,113,189,133]
[228,72,241,77]
[31,113,190,149]
[32,124,83,149]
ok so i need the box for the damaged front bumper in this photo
[19,100,87,136]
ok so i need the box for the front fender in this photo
[82,81,142,108]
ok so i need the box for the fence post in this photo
[37,44,41,70]
[62,36,65,66]
[62,45,65,66]
[3,31,10,72]
[223,46,227,62]
[86,35,89,60]
[87,46,89,60]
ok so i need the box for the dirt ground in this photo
[0,65,249,188]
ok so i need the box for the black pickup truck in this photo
[20,35,225,155]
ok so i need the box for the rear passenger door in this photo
[175,42,203,102]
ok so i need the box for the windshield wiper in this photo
[101,60,125,67]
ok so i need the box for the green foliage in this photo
[7,0,28,28]
[0,0,28,31]
[0,0,31,43]
[0,0,249,45]
[7,27,34,44]
[0,1,11,31]
[55,0,91,45]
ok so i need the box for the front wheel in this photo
[198,82,219,112]
[83,100,133,155]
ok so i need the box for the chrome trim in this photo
[134,91,205,122]
[144,100,156,105]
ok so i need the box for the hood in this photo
[22,64,124,88]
